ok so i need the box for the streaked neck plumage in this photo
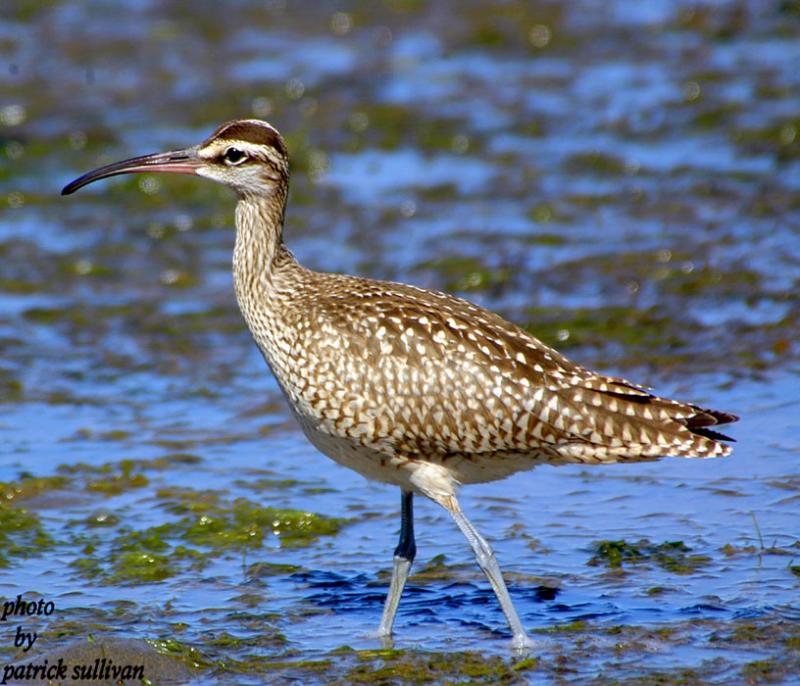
[232,188,297,310]
[231,186,308,399]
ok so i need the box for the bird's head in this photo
[62,119,289,198]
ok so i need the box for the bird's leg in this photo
[377,490,416,639]
[440,494,535,651]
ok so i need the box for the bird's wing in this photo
[302,275,736,462]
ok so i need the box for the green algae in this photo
[55,467,339,586]
[565,151,628,175]
[109,551,175,583]
[0,506,55,567]
[534,620,589,634]
[515,245,800,372]
[469,22,508,48]
[70,489,343,584]
[81,511,120,528]
[0,475,71,503]
[85,468,149,495]
[69,556,103,579]
[740,657,796,685]
[71,524,210,584]
[511,657,539,672]
[114,525,173,554]
[339,649,524,685]
[733,116,800,160]
[0,375,23,402]
[523,231,567,246]
[590,540,646,568]
[132,453,203,470]
[59,457,200,494]
[52,460,149,495]
[20,298,243,367]
[204,628,287,651]
[646,586,669,596]
[589,539,711,574]
[247,561,304,578]
[233,477,309,491]
[148,637,215,670]
[419,255,512,293]
[608,667,721,686]
[547,248,772,305]
[411,552,453,577]
[182,497,343,549]
[342,103,474,153]
[692,102,743,129]
[524,304,683,352]
[662,263,762,299]
[252,658,333,673]
[144,616,797,684]
[527,203,569,225]
[417,182,459,202]
[711,620,800,647]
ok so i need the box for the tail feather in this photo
[561,375,738,461]
[686,406,738,429]
[691,426,736,443]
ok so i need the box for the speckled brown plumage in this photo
[221,130,735,494]
[242,256,735,482]
[62,118,737,650]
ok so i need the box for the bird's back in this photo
[250,263,735,485]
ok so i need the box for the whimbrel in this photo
[63,119,737,649]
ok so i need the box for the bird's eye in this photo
[223,147,247,165]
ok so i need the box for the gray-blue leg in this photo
[442,494,535,651]
[377,490,416,638]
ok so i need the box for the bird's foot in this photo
[368,627,396,650]
[510,632,537,654]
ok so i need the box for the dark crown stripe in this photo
[204,119,288,157]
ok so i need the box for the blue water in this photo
[1,0,798,683]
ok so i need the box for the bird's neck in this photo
[232,191,300,309]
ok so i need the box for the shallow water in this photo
[1,0,799,683]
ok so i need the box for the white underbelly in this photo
[293,410,412,487]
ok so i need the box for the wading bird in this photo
[62,119,736,650]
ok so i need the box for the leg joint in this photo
[474,545,495,569]
[394,539,416,562]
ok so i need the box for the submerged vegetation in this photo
[588,539,711,575]
[69,483,345,584]
[0,505,54,568]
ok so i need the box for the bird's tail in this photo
[556,375,738,462]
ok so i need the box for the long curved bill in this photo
[61,146,201,195]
